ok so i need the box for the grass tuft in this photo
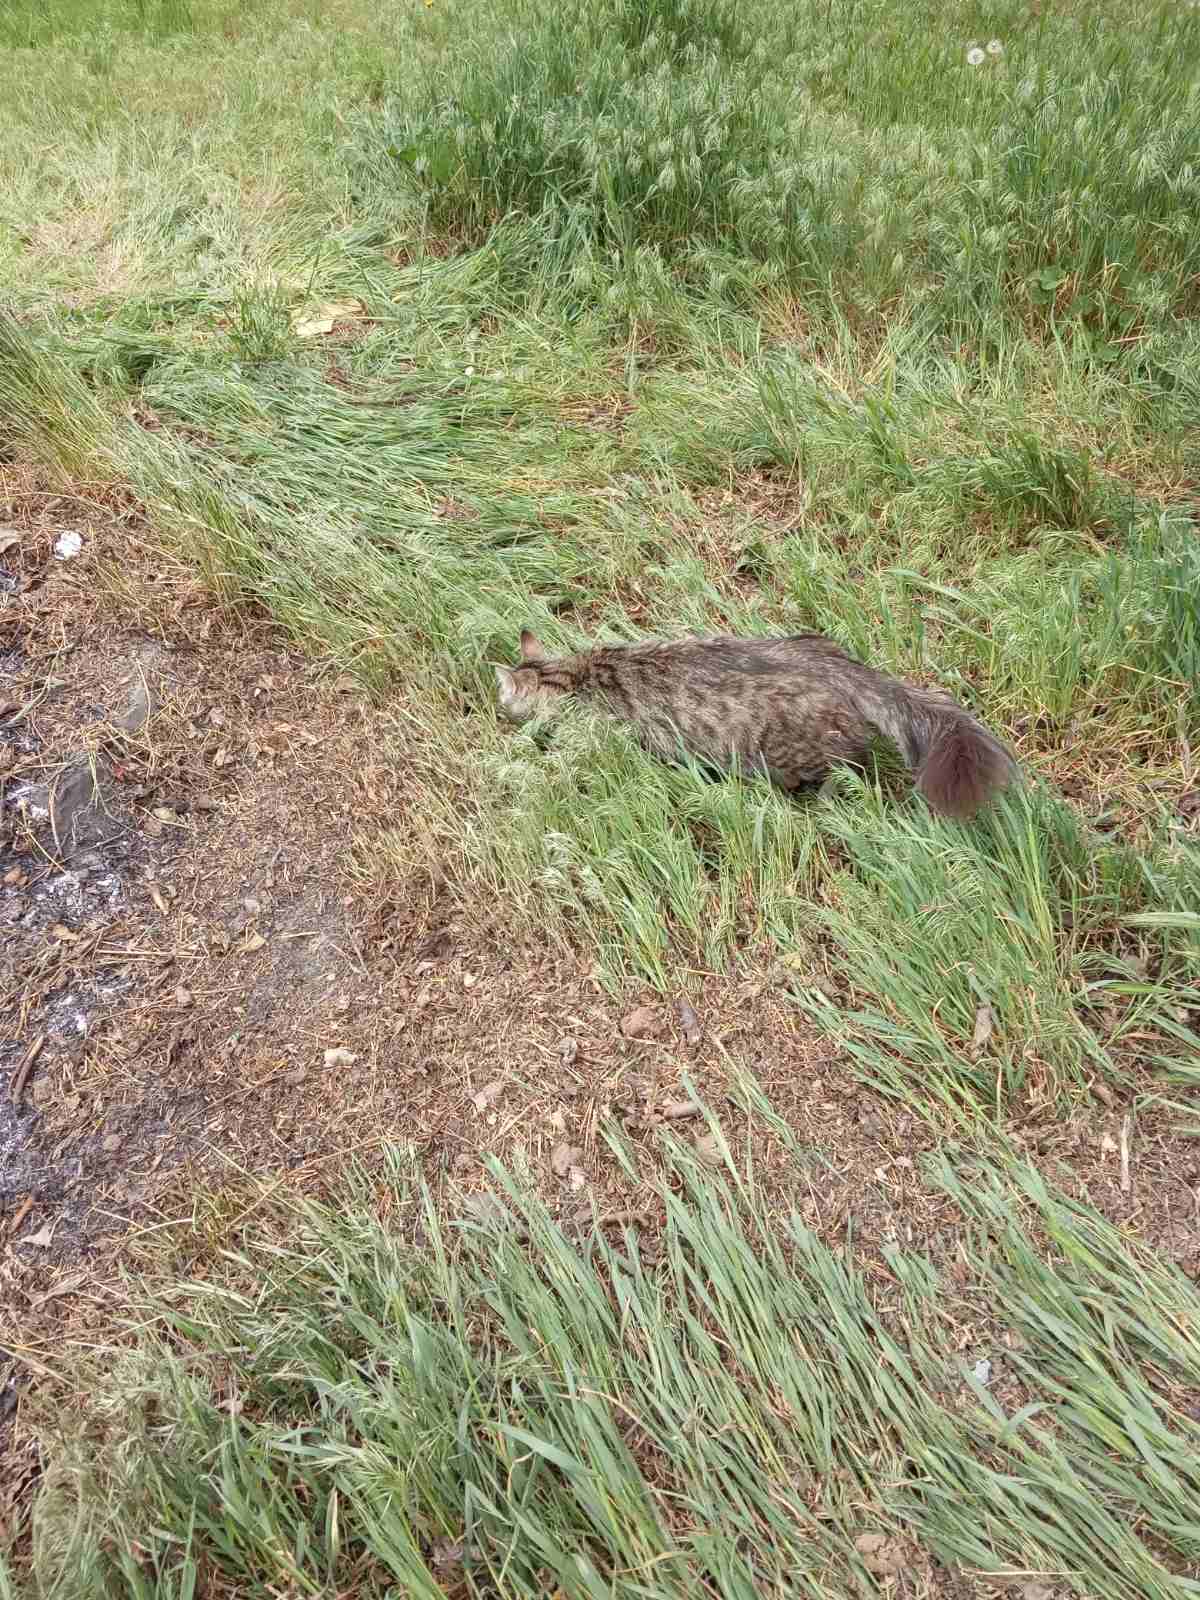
[801,778,1200,1112]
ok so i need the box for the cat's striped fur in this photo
[494,630,1014,819]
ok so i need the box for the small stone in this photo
[50,761,108,851]
[620,1005,661,1041]
[677,997,703,1046]
[472,1078,505,1113]
[551,1142,583,1178]
[115,682,155,734]
[853,1532,907,1577]
[694,1131,724,1168]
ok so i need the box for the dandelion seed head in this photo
[966,44,986,65]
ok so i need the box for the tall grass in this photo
[23,1139,1200,1598]
[434,711,819,985]
[367,0,1200,324]
[0,0,293,49]
[802,777,1200,1110]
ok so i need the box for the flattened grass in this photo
[21,1138,1200,1598]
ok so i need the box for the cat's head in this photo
[493,629,567,723]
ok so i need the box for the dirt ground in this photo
[4,464,1200,1580]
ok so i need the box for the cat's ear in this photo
[519,629,546,663]
[492,664,516,692]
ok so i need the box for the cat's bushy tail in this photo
[871,684,1015,820]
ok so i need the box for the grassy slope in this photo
[2,0,1197,1103]
[2,0,1200,1592]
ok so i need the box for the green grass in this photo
[1,0,1198,1087]
[365,0,1200,316]
[17,1135,1200,1598]
[4,0,1200,1581]
[0,0,234,49]
[804,778,1200,1107]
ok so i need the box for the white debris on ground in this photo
[52,530,83,561]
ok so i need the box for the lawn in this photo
[2,0,1200,1591]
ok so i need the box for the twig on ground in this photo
[9,1033,45,1105]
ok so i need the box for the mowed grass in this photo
[4,0,1200,1593]
[15,1138,1200,1598]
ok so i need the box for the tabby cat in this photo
[494,630,1014,819]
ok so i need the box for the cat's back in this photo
[569,632,864,775]
[573,635,860,742]
[589,632,850,689]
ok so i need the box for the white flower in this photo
[987,38,1003,54]
[966,44,986,65]
[465,365,475,377]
